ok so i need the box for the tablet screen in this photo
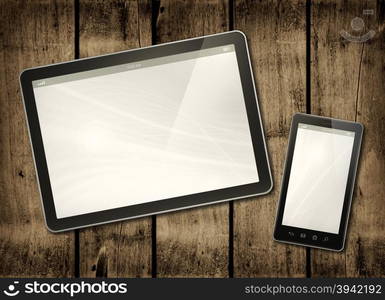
[32,45,259,218]
[282,123,355,234]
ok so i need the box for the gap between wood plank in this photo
[74,0,80,279]
[306,0,312,279]
[151,0,161,278]
[228,0,234,279]
[354,44,364,122]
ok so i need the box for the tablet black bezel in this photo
[20,31,273,232]
[274,113,363,251]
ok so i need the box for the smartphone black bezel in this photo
[274,113,363,251]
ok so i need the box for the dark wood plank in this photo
[311,0,385,277]
[78,0,153,277]
[155,0,230,277]
[233,0,307,277]
[0,0,75,277]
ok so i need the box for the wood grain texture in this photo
[155,0,230,277]
[311,0,385,277]
[0,0,75,277]
[78,0,153,277]
[233,0,307,277]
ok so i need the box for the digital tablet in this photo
[274,113,363,251]
[20,31,273,232]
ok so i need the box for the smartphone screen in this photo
[281,123,355,234]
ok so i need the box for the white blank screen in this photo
[282,123,355,234]
[33,46,259,218]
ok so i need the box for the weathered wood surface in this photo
[78,0,153,277]
[0,0,75,277]
[155,0,230,278]
[311,0,385,277]
[233,0,307,277]
[0,0,384,278]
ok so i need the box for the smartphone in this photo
[274,113,363,251]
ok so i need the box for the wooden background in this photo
[0,0,384,278]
